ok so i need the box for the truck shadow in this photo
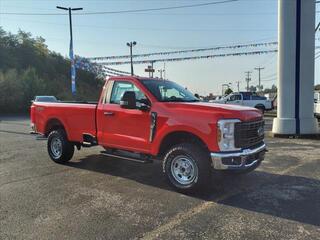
[66,154,320,227]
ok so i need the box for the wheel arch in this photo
[255,104,265,109]
[44,118,67,138]
[156,131,209,158]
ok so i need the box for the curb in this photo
[266,131,320,139]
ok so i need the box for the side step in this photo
[100,151,153,164]
[82,133,98,147]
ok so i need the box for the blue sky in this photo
[1,0,318,95]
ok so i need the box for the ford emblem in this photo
[257,126,264,137]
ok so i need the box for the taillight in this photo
[30,105,35,124]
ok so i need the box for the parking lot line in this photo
[141,161,308,240]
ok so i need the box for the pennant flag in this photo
[70,40,76,95]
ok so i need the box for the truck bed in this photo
[31,102,97,142]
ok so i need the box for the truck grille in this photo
[235,119,264,149]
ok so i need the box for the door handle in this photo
[104,111,115,116]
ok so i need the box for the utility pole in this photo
[254,67,264,93]
[126,41,137,76]
[151,61,155,78]
[158,69,165,79]
[163,62,166,79]
[236,81,240,92]
[56,6,83,95]
[245,71,252,92]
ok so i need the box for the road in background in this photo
[0,117,319,239]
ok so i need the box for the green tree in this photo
[224,88,233,95]
[0,69,24,113]
[249,85,257,92]
[0,28,104,113]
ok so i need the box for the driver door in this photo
[100,81,151,153]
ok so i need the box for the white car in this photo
[314,92,320,117]
[211,92,273,112]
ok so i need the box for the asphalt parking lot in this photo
[0,116,319,240]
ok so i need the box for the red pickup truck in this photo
[31,76,266,192]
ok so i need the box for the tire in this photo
[163,143,211,193]
[47,129,74,164]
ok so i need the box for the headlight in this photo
[217,119,241,151]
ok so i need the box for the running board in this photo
[100,151,153,164]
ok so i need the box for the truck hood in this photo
[162,102,262,121]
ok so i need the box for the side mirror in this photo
[120,91,137,109]
[137,99,151,111]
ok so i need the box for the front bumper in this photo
[210,143,266,170]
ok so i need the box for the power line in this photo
[0,17,276,32]
[138,37,277,50]
[103,66,131,75]
[0,0,238,16]
[263,72,277,79]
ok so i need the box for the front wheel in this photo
[163,143,211,193]
[47,129,74,164]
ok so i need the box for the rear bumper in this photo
[210,143,266,170]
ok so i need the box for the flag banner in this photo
[87,41,278,61]
[96,49,278,66]
[103,66,131,75]
[69,40,76,95]
[74,57,130,77]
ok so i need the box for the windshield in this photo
[141,79,199,102]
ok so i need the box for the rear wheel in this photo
[47,129,74,163]
[163,143,211,193]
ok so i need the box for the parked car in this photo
[211,92,273,113]
[30,77,266,193]
[33,96,58,103]
[314,92,320,117]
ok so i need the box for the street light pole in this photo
[127,41,137,76]
[236,81,240,92]
[56,6,83,95]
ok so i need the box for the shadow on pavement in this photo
[0,130,32,136]
[66,154,320,227]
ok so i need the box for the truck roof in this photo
[107,76,166,81]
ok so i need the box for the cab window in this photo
[229,94,241,101]
[110,81,147,105]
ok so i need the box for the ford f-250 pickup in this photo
[30,76,266,192]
